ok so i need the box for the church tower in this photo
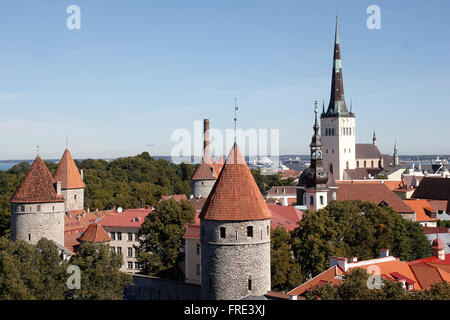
[393,140,399,166]
[53,148,85,212]
[321,17,355,180]
[10,156,65,245]
[297,102,329,211]
[200,143,272,300]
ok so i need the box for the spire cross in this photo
[66,136,69,149]
[314,100,318,114]
[36,145,40,157]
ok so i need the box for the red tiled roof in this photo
[279,169,300,180]
[409,253,450,266]
[78,223,111,243]
[189,197,207,211]
[409,264,444,290]
[64,232,81,252]
[427,200,448,212]
[98,207,151,228]
[10,156,65,203]
[336,183,414,214]
[192,156,217,180]
[199,143,272,221]
[287,266,344,296]
[64,209,118,233]
[53,149,85,189]
[404,199,439,222]
[422,226,450,235]
[267,204,303,231]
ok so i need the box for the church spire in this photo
[323,16,352,118]
[373,131,377,145]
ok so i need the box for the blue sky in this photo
[0,0,449,160]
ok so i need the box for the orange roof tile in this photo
[404,199,439,222]
[53,149,85,189]
[287,266,344,296]
[199,143,272,221]
[78,223,111,243]
[10,156,65,203]
[409,264,444,290]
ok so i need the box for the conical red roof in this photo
[192,156,216,180]
[78,223,111,243]
[199,143,271,221]
[10,157,65,203]
[53,149,85,189]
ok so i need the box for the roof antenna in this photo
[234,96,238,144]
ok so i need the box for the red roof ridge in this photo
[199,143,271,221]
[53,148,85,189]
[10,156,65,203]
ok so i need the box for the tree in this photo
[270,227,303,292]
[66,242,132,300]
[137,199,195,280]
[291,200,431,279]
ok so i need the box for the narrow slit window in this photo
[220,227,226,239]
[247,226,253,237]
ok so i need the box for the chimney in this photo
[432,238,445,260]
[145,205,151,210]
[349,257,358,263]
[380,249,390,258]
[289,294,298,300]
[80,169,84,180]
[203,119,210,164]
[87,207,90,213]
[329,256,348,272]
[55,181,62,195]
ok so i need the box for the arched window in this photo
[346,161,349,169]
[310,196,314,206]
[371,160,374,167]
[357,161,359,168]
[332,192,337,201]
[332,128,335,136]
[364,161,367,167]
[320,196,324,205]
[330,163,334,174]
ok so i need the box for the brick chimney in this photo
[432,238,445,260]
[203,119,210,164]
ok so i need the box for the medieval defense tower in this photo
[53,148,85,212]
[10,156,65,245]
[200,143,272,300]
[321,17,356,180]
[191,119,218,199]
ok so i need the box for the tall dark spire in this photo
[323,16,353,118]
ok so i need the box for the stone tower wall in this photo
[192,180,216,199]
[200,219,271,300]
[62,188,84,211]
[11,202,65,245]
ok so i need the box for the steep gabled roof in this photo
[53,149,85,189]
[77,223,111,243]
[10,156,65,203]
[199,143,272,221]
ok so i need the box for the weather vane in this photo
[36,145,40,157]
[314,100,318,113]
